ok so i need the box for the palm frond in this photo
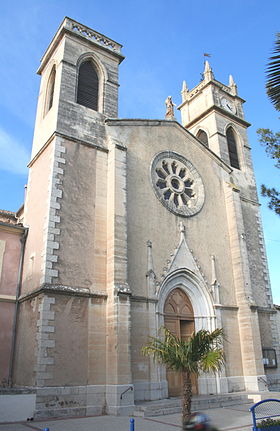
[142,327,225,374]
[142,326,225,424]
[200,350,225,373]
[266,33,280,110]
[142,328,187,371]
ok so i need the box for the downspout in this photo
[8,227,28,386]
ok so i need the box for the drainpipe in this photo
[8,227,28,386]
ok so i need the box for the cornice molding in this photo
[0,222,26,235]
[185,106,251,129]
[19,284,108,302]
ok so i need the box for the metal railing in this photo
[250,399,280,431]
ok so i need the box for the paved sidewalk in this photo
[0,403,253,431]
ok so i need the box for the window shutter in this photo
[77,61,99,111]
[226,127,240,169]
[196,129,209,147]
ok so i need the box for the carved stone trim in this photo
[185,105,251,129]
[150,151,205,217]
[0,294,16,303]
[214,305,239,311]
[257,307,277,314]
[130,295,158,303]
[68,19,123,53]
[28,131,108,168]
[19,284,108,302]
[240,195,260,207]
[114,283,131,296]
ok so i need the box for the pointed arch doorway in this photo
[164,288,198,396]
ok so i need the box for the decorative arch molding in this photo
[155,268,224,396]
[76,52,108,113]
[193,125,210,137]
[224,123,244,146]
[195,128,209,147]
[223,122,239,136]
[44,59,57,76]
[157,268,216,332]
[76,52,108,81]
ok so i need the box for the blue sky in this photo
[0,0,279,302]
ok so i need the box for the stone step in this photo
[134,393,255,417]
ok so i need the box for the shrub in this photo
[257,418,280,428]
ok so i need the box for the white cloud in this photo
[0,127,29,175]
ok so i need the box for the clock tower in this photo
[179,62,279,393]
[178,61,251,172]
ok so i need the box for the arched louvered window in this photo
[196,129,209,147]
[77,60,99,111]
[45,67,56,114]
[226,127,240,169]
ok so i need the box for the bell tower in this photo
[178,61,251,172]
[31,17,124,159]
[14,18,133,418]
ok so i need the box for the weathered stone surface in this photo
[8,17,279,420]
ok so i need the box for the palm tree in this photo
[142,327,224,429]
[266,33,280,111]
[257,33,280,215]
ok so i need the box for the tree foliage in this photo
[256,34,280,215]
[257,128,280,215]
[257,128,280,168]
[142,328,224,429]
[266,33,280,110]
[260,185,280,215]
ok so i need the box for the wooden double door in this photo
[164,288,198,397]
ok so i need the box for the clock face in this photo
[221,97,236,114]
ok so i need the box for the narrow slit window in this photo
[45,67,56,114]
[196,129,209,147]
[226,127,240,169]
[77,60,99,111]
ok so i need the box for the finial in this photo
[204,60,211,72]
[165,96,176,120]
[182,80,188,92]
[229,74,238,95]
[181,80,189,102]
[203,60,214,82]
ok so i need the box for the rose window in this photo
[150,151,205,217]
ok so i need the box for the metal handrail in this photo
[258,376,269,387]
[120,386,133,400]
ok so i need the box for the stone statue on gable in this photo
[165,96,176,120]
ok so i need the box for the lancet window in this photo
[196,129,209,147]
[45,67,56,114]
[226,127,240,169]
[77,60,99,111]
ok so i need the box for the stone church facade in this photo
[1,17,280,417]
